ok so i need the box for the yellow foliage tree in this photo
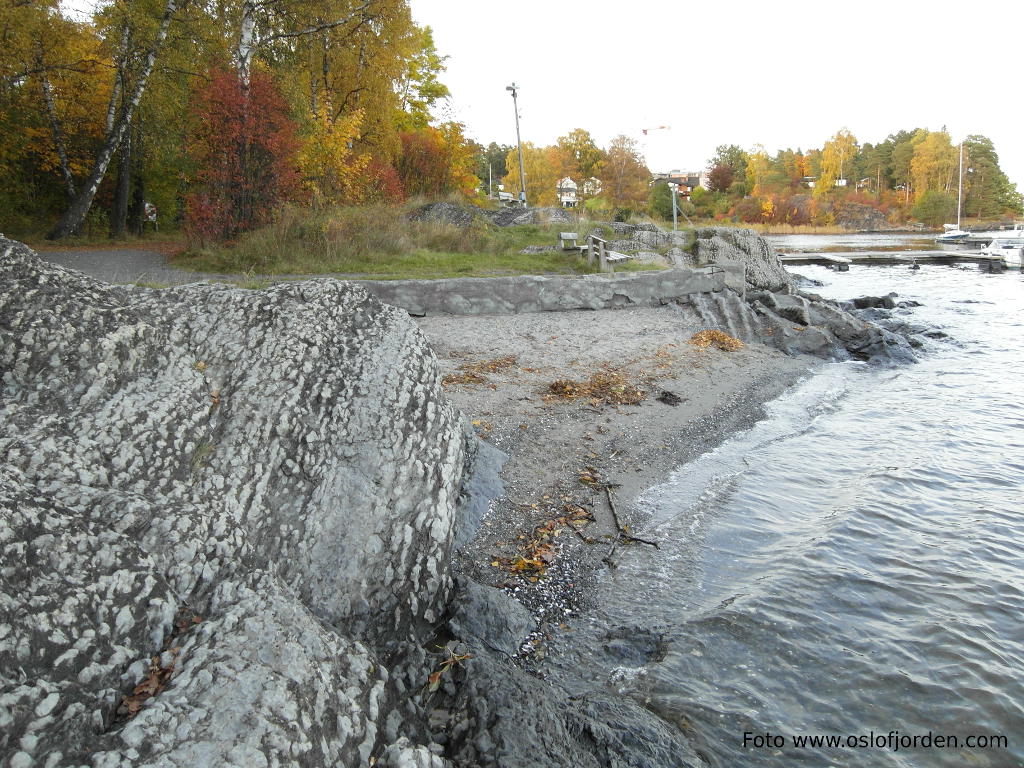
[502,142,567,206]
[437,121,479,196]
[816,128,858,198]
[745,144,772,196]
[297,109,368,205]
[910,130,957,201]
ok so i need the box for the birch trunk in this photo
[38,59,76,201]
[46,0,178,240]
[110,131,131,237]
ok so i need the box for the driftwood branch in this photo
[600,483,659,567]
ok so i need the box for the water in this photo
[768,232,938,254]
[559,246,1024,767]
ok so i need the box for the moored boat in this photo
[937,224,970,244]
[979,237,1024,268]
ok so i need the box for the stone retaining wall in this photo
[358,262,745,317]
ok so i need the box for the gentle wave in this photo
[572,262,1024,767]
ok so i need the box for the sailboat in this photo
[936,143,969,244]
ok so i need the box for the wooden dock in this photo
[779,251,992,267]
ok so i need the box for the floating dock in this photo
[779,251,992,267]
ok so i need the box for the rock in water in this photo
[0,238,467,766]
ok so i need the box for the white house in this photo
[557,177,579,208]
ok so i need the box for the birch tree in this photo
[46,0,180,239]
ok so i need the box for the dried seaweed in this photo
[545,367,646,406]
[688,329,744,351]
[442,355,519,386]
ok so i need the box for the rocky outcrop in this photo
[408,201,487,228]
[692,227,793,291]
[675,229,919,362]
[833,201,892,231]
[0,238,468,766]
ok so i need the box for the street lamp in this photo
[667,182,679,231]
[506,83,527,207]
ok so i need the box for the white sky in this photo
[412,0,1024,190]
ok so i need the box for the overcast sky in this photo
[411,0,1024,190]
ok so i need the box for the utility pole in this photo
[506,82,527,207]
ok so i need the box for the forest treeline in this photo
[2,0,1021,241]
[1,0,476,240]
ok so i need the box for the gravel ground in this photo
[416,307,816,652]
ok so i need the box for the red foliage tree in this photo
[362,158,406,204]
[396,128,449,198]
[185,68,298,242]
[707,163,735,193]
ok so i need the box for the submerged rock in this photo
[0,238,468,766]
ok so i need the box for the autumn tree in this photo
[556,128,604,195]
[745,144,772,196]
[708,144,747,185]
[602,134,649,211]
[706,163,734,193]
[394,25,449,129]
[910,129,957,201]
[0,1,112,229]
[501,142,568,206]
[888,129,924,204]
[396,122,477,198]
[185,67,298,241]
[297,109,367,205]
[816,128,858,197]
[46,0,181,239]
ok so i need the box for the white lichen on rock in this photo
[0,238,466,766]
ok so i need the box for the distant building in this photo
[582,177,602,198]
[652,170,703,199]
[557,177,579,208]
[803,176,848,189]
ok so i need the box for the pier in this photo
[779,251,995,267]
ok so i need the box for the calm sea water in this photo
[560,243,1024,767]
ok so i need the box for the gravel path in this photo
[35,247,218,285]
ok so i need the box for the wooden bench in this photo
[559,232,579,250]
[586,235,632,272]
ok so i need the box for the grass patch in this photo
[170,204,667,280]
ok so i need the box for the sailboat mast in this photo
[957,142,963,230]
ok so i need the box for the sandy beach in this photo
[416,306,815,639]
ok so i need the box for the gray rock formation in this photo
[0,238,467,766]
[487,206,575,228]
[692,227,793,291]
[408,201,487,228]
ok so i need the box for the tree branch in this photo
[258,0,373,45]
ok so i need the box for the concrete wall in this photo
[360,263,745,317]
